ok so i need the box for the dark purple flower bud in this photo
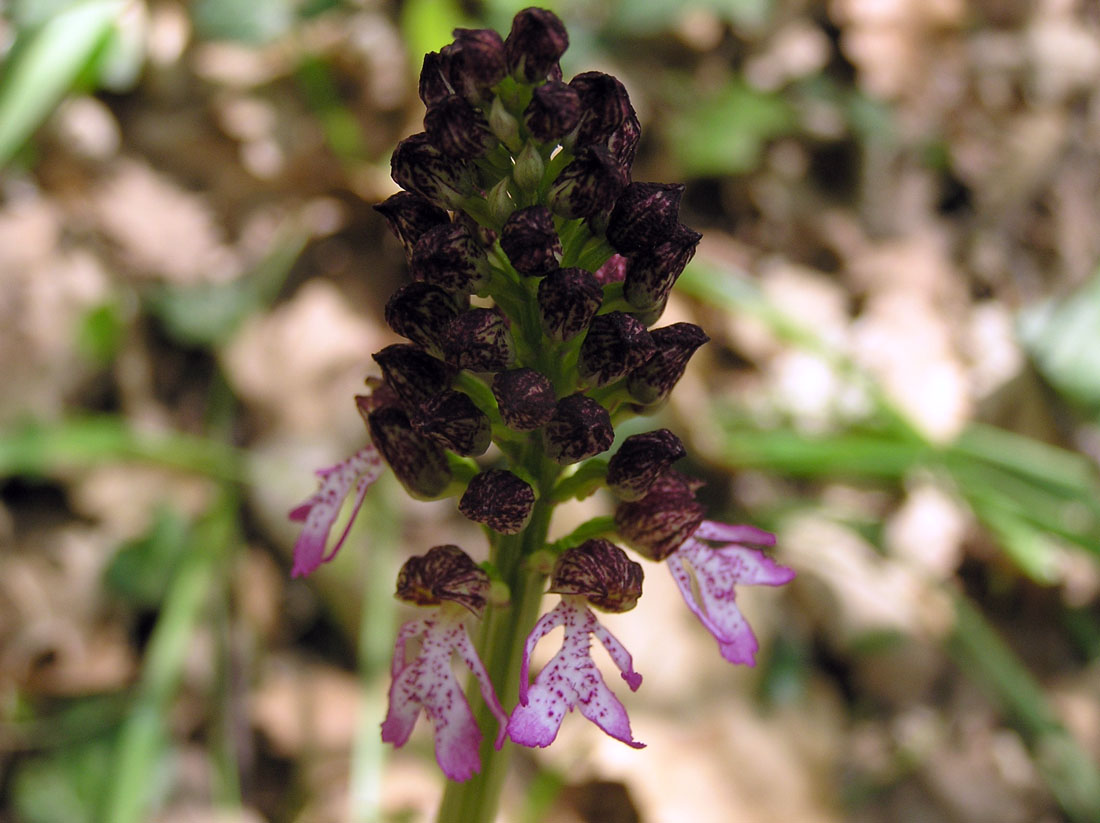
[607,429,687,501]
[459,469,535,534]
[543,393,614,464]
[385,282,462,355]
[505,7,569,83]
[355,381,401,419]
[374,192,451,259]
[523,80,581,141]
[607,183,686,255]
[391,132,474,209]
[424,96,497,159]
[372,344,453,409]
[443,308,516,372]
[614,471,706,561]
[549,539,643,613]
[418,51,454,105]
[608,110,641,169]
[395,544,490,616]
[447,28,507,98]
[411,390,492,456]
[594,253,628,285]
[492,368,556,431]
[547,146,628,219]
[569,71,634,148]
[500,205,561,277]
[622,223,702,310]
[537,266,603,341]
[453,210,498,249]
[368,406,452,499]
[410,223,489,295]
[578,311,656,387]
[627,323,709,405]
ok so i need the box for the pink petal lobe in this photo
[289,445,384,577]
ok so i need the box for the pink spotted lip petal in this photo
[288,445,384,578]
[381,614,506,781]
[667,524,794,666]
[508,597,644,749]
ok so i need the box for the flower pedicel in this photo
[288,5,794,813]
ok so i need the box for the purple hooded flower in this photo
[287,445,385,577]
[606,429,686,501]
[382,546,508,781]
[578,311,656,387]
[504,7,569,82]
[391,132,475,209]
[627,322,710,406]
[459,469,535,533]
[547,146,629,219]
[606,182,686,255]
[500,205,562,277]
[543,394,614,464]
[508,595,644,749]
[492,368,557,431]
[424,96,497,159]
[443,308,517,372]
[447,28,507,99]
[524,80,581,142]
[667,521,794,665]
[537,266,603,341]
[410,223,490,295]
[374,192,451,258]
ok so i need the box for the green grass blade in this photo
[0,0,126,168]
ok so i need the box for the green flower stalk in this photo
[287,7,793,820]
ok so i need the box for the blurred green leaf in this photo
[666,79,796,177]
[400,0,468,64]
[191,0,296,44]
[0,0,125,168]
[1018,270,1100,413]
[104,507,193,607]
[607,0,771,35]
[0,416,243,481]
[146,231,306,346]
[11,737,113,823]
[76,300,125,365]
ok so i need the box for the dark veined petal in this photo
[411,389,492,456]
[606,429,686,501]
[543,393,614,464]
[626,322,709,406]
[394,544,491,615]
[443,308,516,372]
[500,205,562,277]
[459,469,535,534]
[549,539,643,613]
[491,368,556,431]
[367,405,453,499]
[578,311,655,387]
[504,7,569,82]
[537,266,602,342]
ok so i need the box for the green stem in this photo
[436,452,560,823]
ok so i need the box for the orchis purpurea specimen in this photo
[287,7,793,821]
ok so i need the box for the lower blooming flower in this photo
[668,521,794,665]
[508,540,645,749]
[287,445,384,577]
[382,545,509,781]
[382,607,508,781]
[508,596,644,749]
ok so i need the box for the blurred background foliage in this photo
[2,0,1100,821]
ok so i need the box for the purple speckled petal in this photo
[381,613,506,782]
[667,527,793,666]
[508,597,644,749]
[288,445,384,578]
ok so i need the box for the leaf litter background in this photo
[2,1,1100,822]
